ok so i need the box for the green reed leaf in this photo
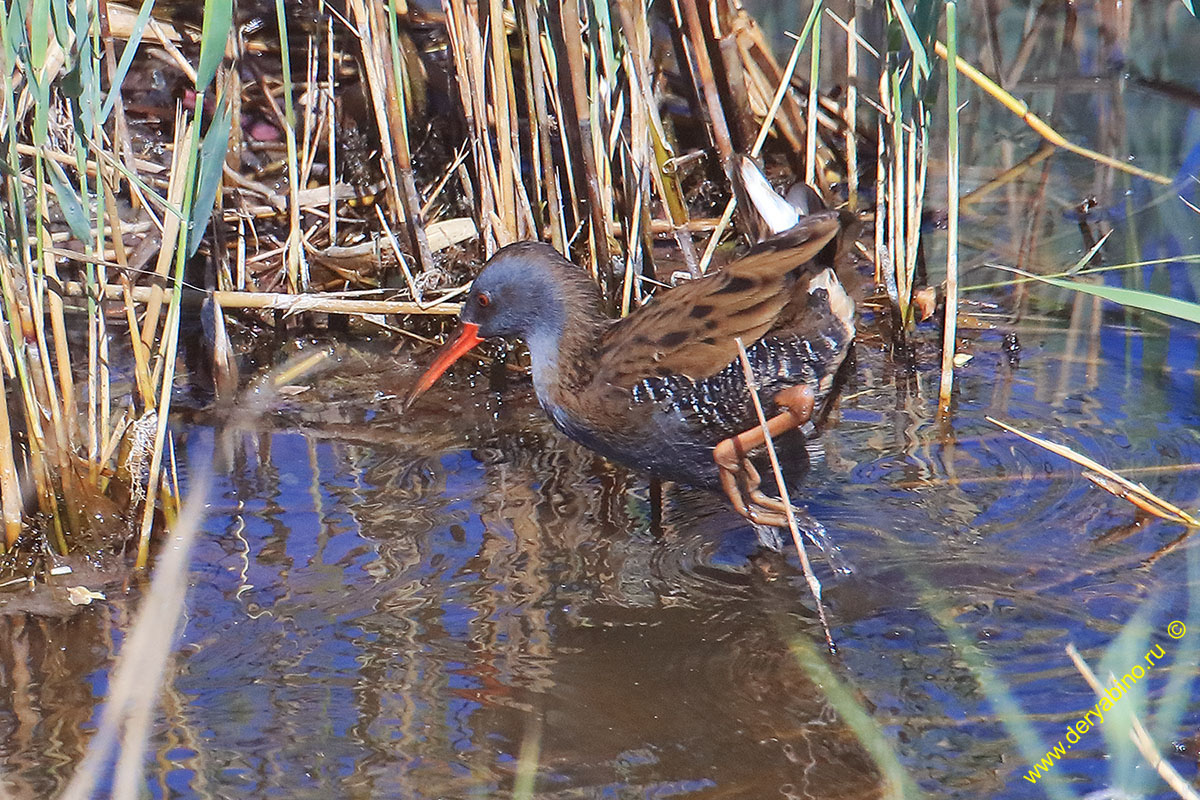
[886,0,931,80]
[1001,266,1200,325]
[100,0,157,124]
[195,0,232,94]
[188,93,232,256]
[45,156,92,246]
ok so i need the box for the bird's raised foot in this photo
[712,383,816,525]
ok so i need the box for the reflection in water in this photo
[0,612,118,798]
[0,311,1196,798]
[157,374,886,799]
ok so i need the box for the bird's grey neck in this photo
[524,303,604,403]
[527,328,564,400]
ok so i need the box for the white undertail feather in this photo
[736,156,800,236]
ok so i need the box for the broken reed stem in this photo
[988,416,1199,527]
[1065,644,1200,800]
[734,338,835,653]
[937,1,959,415]
[931,40,1170,186]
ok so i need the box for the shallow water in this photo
[4,1,1200,797]
[2,299,1199,798]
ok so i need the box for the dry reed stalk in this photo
[877,462,1200,491]
[22,177,85,535]
[553,0,614,293]
[382,0,439,269]
[487,0,518,236]
[92,175,127,465]
[696,23,814,275]
[136,298,181,567]
[520,0,566,251]
[675,0,734,166]
[732,30,796,151]
[734,338,835,653]
[299,41,321,188]
[876,64,927,324]
[61,280,463,316]
[0,257,52,524]
[618,0,696,275]
[133,97,209,566]
[271,0,308,290]
[118,278,156,410]
[440,0,504,251]
[906,120,928,312]
[614,0,655,297]
[0,363,22,546]
[140,109,190,349]
[32,167,78,511]
[1066,644,1200,800]
[938,1,960,415]
[538,31,584,240]
[324,20,338,245]
[843,7,859,211]
[713,4,752,152]
[879,77,897,298]
[496,6,539,239]
[38,181,80,445]
[349,0,410,225]
[932,40,1170,185]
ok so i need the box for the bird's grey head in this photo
[461,242,605,394]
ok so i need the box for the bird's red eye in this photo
[477,293,491,308]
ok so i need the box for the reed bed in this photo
[3,0,1192,571]
[0,0,883,571]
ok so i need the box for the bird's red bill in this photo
[406,322,482,406]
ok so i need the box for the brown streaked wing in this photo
[595,211,840,389]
